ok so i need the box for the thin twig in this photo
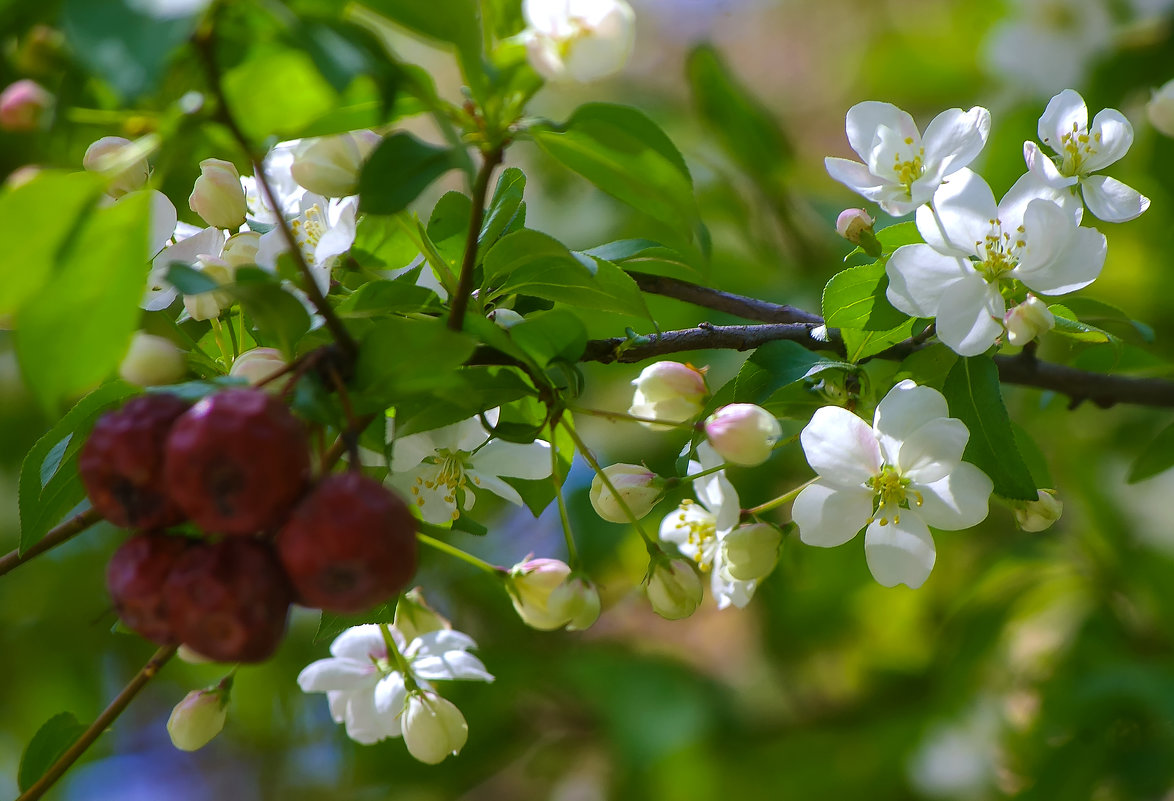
[448,147,504,331]
[17,645,177,801]
[191,27,357,360]
[0,508,102,579]
[627,271,823,325]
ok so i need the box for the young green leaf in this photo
[19,712,89,792]
[359,134,462,215]
[822,261,910,331]
[733,341,850,405]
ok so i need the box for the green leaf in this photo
[336,279,443,318]
[392,367,535,437]
[316,602,396,644]
[896,344,958,391]
[0,171,103,317]
[350,215,420,271]
[580,239,702,281]
[358,0,483,95]
[15,191,152,413]
[19,712,89,792]
[942,356,1037,500]
[530,103,698,238]
[483,229,650,319]
[508,309,588,367]
[228,270,312,358]
[1128,420,1174,483]
[733,341,850,405]
[164,264,220,295]
[841,317,921,363]
[18,381,136,553]
[1059,296,1154,342]
[686,44,792,180]
[62,0,198,101]
[479,167,526,256]
[822,261,910,331]
[222,48,338,141]
[1049,304,1118,344]
[359,134,462,215]
[426,191,472,275]
[353,318,477,411]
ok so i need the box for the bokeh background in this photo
[3,0,1174,798]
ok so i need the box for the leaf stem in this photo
[16,645,177,801]
[745,478,817,517]
[447,146,504,331]
[416,531,501,575]
[566,404,698,430]
[0,507,103,579]
[548,426,579,567]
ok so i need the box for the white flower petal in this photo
[410,629,478,658]
[793,482,873,548]
[466,471,524,507]
[343,687,388,744]
[825,156,889,200]
[897,417,970,485]
[330,624,390,661]
[390,430,439,473]
[886,245,975,319]
[471,439,553,480]
[800,406,882,486]
[999,170,1082,230]
[921,106,991,180]
[864,514,936,589]
[1016,223,1105,295]
[845,101,919,161]
[372,672,407,722]
[1080,174,1150,223]
[916,461,993,530]
[710,570,756,610]
[1023,140,1076,189]
[873,379,950,452]
[413,652,495,683]
[297,657,376,693]
[935,275,1004,357]
[924,168,999,252]
[1083,108,1134,172]
[1038,89,1088,151]
[693,468,739,533]
[659,502,712,559]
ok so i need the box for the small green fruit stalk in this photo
[645,555,703,620]
[167,676,232,752]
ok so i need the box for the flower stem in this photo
[16,645,176,801]
[0,507,103,579]
[745,478,818,517]
[566,404,698,429]
[560,419,661,555]
[448,146,504,332]
[209,316,234,368]
[416,531,502,575]
[549,427,580,567]
[378,622,419,692]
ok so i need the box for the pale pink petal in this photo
[825,156,888,201]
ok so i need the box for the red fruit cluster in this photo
[80,388,418,663]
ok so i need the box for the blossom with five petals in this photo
[388,409,552,525]
[792,381,993,589]
[297,624,493,746]
[886,168,1105,356]
[825,102,991,216]
[658,443,756,609]
[1024,89,1150,222]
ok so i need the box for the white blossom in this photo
[886,168,1104,356]
[1024,89,1150,222]
[792,381,993,589]
[983,0,1112,97]
[825,102,991,216]
[522,0,636,83]
[297,624,492,747]
[389,409,552,525]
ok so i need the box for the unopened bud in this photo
[189,158,247,230]
[646,557,703,620]
[393,588,451,643]
[1148,79,1174,138]
[229,347,286,387]
[221,231,261,268]
[721,523,782,581]
[183,254,236,321]
[167,686,229,751]
[290,131,379,197]
[83,136,149,197]
[836,208,881,256]
[488,308,525,328]
[5,164,41,190]
[589,464,664,523]
[704,404,782,467]
[548,576,602,631]
[402,691,468,764]
[119,332,187,386]
[1014,489,1062,532]
[630,361,708,430]
[0,80,52,132]
[507,558,573,630]
[1004,295,1054,347]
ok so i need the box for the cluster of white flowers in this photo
[827,89,1148,357]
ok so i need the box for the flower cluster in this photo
[827,89,1147,357]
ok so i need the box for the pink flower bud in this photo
[646,557,703,620]
[630,361,708,429]
[402,691,468,764]
[189,158,246,230]
[0,80,52,132]
[507,558,573,630]
[1014,489,1062,532]
[1004,295,1054,347]
[83,136,149,197]
[229,347,286,387]
[835,208,875,243]
[589,463,664,523]
[119,332,187,386]
[704,404,782,466]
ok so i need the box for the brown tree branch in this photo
[626,271,823,325]
[449,147,504,331]
[0,508,103,579]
